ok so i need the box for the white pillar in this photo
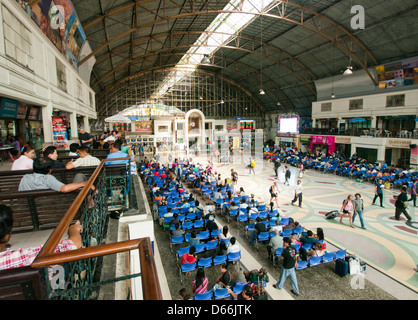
[42,102,53,145]
[371,116,377,129]
[83,116,90,133]
[70,112,78,139]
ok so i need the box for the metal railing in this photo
[24,157,162,300]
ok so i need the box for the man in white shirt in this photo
[65,146,101,183]
[291,180,303,208]
[227,237,240,254]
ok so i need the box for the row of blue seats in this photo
[179,252,241,284]
[170,229,222,250]
[245,224,302,238]
[292,249,346,270]
[193,281,254,300]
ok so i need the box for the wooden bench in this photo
[0,189,81,232]
[0,267,44,300]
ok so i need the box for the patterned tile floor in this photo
[211,159,418,292]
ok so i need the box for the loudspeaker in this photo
[410,144,417,149]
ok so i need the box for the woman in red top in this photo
[192,268,208,298]
[180,246,197,266]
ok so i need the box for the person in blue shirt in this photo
[105,141,130,165]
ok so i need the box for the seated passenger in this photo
[192,268,208,298]
[180,246,196,266]
[68,143,80,156]
[300,230,317,246]
[43,146,64,168]
[227,237,240,254]
[308,242,325,258]
[18,158,89,193]
[0,204,83,270]
[65,146,101,170]
[11,145,35,171]
[105,141,129,165]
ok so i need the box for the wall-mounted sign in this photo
[0,98,19,118]
[386,139,412,149]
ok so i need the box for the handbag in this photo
[403,201,409,208]
[349,258,362,275]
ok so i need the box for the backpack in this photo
[250,160,255,167]
[269,186,274,193]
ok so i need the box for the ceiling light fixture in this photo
[201,54,211,64]
[344,66,353,76]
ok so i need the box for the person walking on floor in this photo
[269,181,280,208]
[372,178,384,208]
[273,237,300,296]
[291,180,303,208]
[408,178,417,207]
[273,157,281,178]
[340,195,355,228]
[284,166,291,186]
[394,186,412,222]
[352,193,366,229]
[248,157,256,174]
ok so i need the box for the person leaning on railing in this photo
[0,204,83,270]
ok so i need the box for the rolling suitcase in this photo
[325,210,339,220]
[335,259,349,277]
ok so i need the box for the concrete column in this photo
[312,119,316,128]
[42,102,53,145]
[70,112,77,139]
[83,116,90,133]
[371,116,377,129]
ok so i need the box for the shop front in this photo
[385,138,413,168]
[310,135,336,156]
[334,136,352,158]
[0,97,44,149]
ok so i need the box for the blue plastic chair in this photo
[322,252,335,263]
[308,256,322,267]
[293,226,304,234]
[335,249,347,260]
[194,243,206,254]
[176,246,190,260]
[280,217,290,226]
[213,254,227,266]
[204,240,218,251]
[198,230,210,241]
[281,228,293,237]
[194,290,213,300]
[301,243,313,251]
[296,260,308,270]
[180,262,197,283]
[227,251,241,262]
[214,288,231,300]
[197,257,213,269]
[182,221,193,230]
[193,219,204,229]
[210,229,221,238]
[228,208,238,222]
[233,282,249,295]
[171,235,184,248]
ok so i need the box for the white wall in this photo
[0,0,96,143]
[312,88,418,123]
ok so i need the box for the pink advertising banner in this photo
[310,135,336,155]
